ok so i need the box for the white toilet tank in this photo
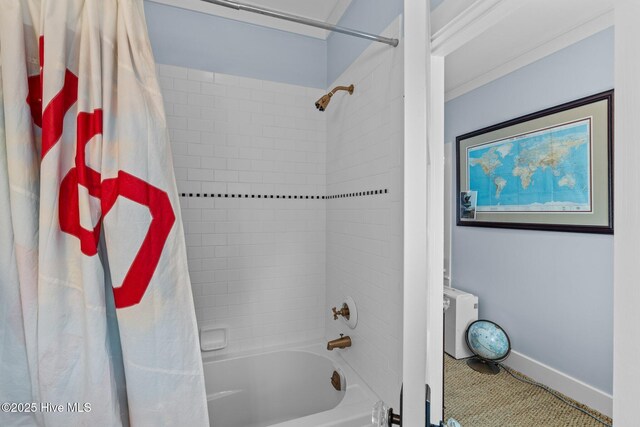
[443,287,478,359]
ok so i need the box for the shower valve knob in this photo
[332,304,350,320]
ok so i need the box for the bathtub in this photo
[202,342,377,427]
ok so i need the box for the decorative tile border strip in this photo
[179,189,388,199]
[179,193,324,199]
[326,189,388,199]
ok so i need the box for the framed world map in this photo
[456,90,613,234]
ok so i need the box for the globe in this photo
[465,320,510,374]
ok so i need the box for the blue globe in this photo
[466,320,510,361]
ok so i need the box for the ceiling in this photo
[434,0,614,100]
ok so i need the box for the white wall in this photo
[446,28,614,396]
[325,18,404,408]
[158,64,327,354]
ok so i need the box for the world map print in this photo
[467,119,591,212]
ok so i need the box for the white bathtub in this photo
[202,342,377,427]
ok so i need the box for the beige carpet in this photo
[444,355,612,427]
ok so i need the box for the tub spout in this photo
[327,334,351,351]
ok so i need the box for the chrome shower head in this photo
[315,84,354,112]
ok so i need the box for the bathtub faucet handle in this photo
[331,303,350,320]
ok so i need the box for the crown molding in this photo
[444,9,614,101]
[431,0,527,57]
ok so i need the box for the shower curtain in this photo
[0,1,208,426]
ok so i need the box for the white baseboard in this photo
[503,350,612,418]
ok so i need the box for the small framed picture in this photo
[460,191,477,220]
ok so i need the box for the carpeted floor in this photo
[444,355,613,427]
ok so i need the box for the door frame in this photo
[403,1,629,425]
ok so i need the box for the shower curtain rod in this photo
[201,0,399,47]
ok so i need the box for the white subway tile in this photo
[188,118,214,132]
[228,183,252,194]
[249,137,273,150]
[188,93,215,107]
[251,89,276,104]
[214,170,239,182]
[201,157,227,170]
[158,64,188,79]
[201,132,226,145]
[228,110,252,126]
[174,78,201,93]
[261,80,303,95]
[202,182,227,194]
[238,99,263,113]
[173,104,202,118]
[236,123,263,137]
[158,76,173,90]
[262,126,285,139]
[173,167,187,181]
[162,89,189,105]
[188,144,214,157]
[201,82,226,96]
[212,147,237,161]
[167,116,187,130]
[173,155,201,168]
[227,158,252,171]
[177,181,201,194]
[170,141,188,156]
[201,209,227,221]
[172,129,201,144]
[201,107,228,122]
[238,147,263,159]
[232,75,263,89]
[188,68,214,83]
[238,171,262,183]
[215,97,239,110]
[251,113,275,126]
[188,168,214,181]
[228,86,252,100]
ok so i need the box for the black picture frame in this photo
[456,90,613,234]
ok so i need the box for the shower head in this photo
[315,94,332,112]
[315,84,354,111]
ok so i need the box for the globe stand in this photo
[466,357,501,375]
[464,320,511,376]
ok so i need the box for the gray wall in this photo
[447,28,614,394]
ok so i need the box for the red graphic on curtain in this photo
[28,37,175,308]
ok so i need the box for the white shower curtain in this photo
[0,1,208,426]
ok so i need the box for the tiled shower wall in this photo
[325,17,404,407]
[157,17,404,404]
[157,64,327,354]
[326,20,404,405]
